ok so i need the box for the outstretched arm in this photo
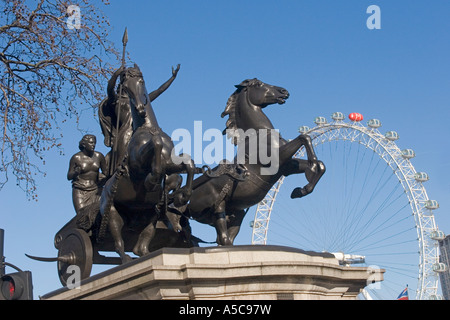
[149,64,180,102]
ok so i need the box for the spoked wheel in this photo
[251,113,443,300]
[56,228,93,287]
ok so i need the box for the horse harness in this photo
[202,163,248,213]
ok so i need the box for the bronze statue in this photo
[94,30,197,262]
[169,78,326,246]
[99,64,181,177]
[26,30,325,288]
[67,134,107,230]
[98,63,198,262]
[26,65,198,286]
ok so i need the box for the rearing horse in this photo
[99,64,197,262]
[171,78,325,246]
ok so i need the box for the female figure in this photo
[99,64,181,176]
[67,134,107,230]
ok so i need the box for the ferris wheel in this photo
[250,112,445,300]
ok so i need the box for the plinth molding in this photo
[41,245,383,300]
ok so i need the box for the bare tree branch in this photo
[0,0,119,200]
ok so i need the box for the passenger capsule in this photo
[430,230,445,241]
[250,220,262,228]
[401,149,415,159]
[414,172,429,182]
[425,200,439,210]
[432,262,447,273]
[298,126,310,134]
[385,131,399,141]
[367,119,382,128]
[314,116,327,125]
[331,112,345,121]
[349,112,363,122]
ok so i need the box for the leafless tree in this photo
[0,0,119,199]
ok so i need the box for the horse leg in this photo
[163,174,183,232]
[165,209,182,232]
[279,133,325,198]
[181,154,195,198]
[227,209,246,244]
[165,173,183,192]
[213,201,233,246]
[133,213,159,257]
[282,158,326,199]
[144,135,163,191]
[279,134,317,163]
[167,154,195,207]
[108,206,132,264]
[179,216,193,245]
[215,213,233,246]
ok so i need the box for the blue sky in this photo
[1,1,450,299]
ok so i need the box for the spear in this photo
[121,27,128,67]
[112,27,128,172]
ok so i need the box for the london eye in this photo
[251,112,444,300]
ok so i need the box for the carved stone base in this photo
[41,245,383,300]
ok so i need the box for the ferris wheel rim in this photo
[251,116,441,300]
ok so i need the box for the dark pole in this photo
[121,27,128,67]
[0,228,5,276]
[111,27,128,172]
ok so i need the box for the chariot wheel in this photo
[56,228,93,287]
[251,112,444,300]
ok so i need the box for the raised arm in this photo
[149,64,180,102]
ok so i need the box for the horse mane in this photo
[120,64,143,84]
[221,88,240,131]
[221,79,260,145]
[221,88,242,145]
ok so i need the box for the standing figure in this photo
[67,134,107,230]
[99,64,181,177]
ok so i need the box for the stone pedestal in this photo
[41,245,383,300]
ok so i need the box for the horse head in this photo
[120,64,161,131]
[120,64,149,120]
[222,78,290,140]
[234,78,289,108]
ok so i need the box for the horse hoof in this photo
[173,188,191,207]
[121,254,132,264]
[173,197,188,207]
[132,245,149,257]
[144,174,162,192]
[165,211,183,232]
[291,187,307,199]
[145,181,162,193]
[216,235,233,246]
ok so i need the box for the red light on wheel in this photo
[349,112,363,122]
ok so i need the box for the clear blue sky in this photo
[1,0,450,299]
